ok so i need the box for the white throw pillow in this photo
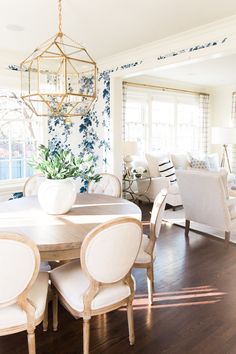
[158,159,177,184]
[145,152,170,177]
[207,153,220,171]
[171,153,190,170]
[189,155,209,169]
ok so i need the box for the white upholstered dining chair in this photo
[50,217,142,354]
[0,233,49,354]
[176,169,236,246]
[87,173,122,197]
[134,189,168,305]
[23,174,45,197]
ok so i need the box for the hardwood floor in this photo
[2,203,236,354]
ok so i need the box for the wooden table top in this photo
[0,193,141,261]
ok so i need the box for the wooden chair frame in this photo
[51,217,142,354]
[0,233,48,354]
[134,189,167,305]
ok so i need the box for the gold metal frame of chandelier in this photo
[20,0,97,118]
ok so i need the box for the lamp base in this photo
[123,155,133,178]
[221,144,232,173]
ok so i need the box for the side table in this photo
[123,175,151,203]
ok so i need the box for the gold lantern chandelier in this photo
[20,0,97,118]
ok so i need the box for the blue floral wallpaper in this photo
[47,61,143,176]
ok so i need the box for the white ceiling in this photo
[144,53,236,87]
[1,0,236,61]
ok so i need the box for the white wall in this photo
[211,85,236,126]
[210,85,236,155]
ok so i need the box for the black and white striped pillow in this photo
[158,159,177,184]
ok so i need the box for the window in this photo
[125,97,148,151]
[0,91,42,180]
[124,86,208,154]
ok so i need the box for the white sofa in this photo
[133,151,235,210]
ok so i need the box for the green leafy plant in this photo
[28,144,101,182]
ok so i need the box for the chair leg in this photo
[127,301,135,345]
[185,220,190,237]
[225,231,230,248]
[147,265,154,305]
[52,292,58,332]
[83,319,90,354]
[27,330,36,354]
[43,299,48,332]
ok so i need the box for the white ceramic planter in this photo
[38,178,77,215]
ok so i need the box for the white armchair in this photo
[176,169,236,246]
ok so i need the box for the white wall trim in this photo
[98,14,236,70]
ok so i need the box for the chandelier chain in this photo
[58,0,62,33]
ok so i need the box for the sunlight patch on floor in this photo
[119,285,226,310]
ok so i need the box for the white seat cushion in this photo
[135,234,157,264]
[0,272,49,330]
[50,260,133,313]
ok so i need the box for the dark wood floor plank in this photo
[1,202,236,354]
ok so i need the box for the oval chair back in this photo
[23,174,45,197]
[87,173,122,198]
[150,188,168,240]
[0,233,40,307]
[81,217,142,284]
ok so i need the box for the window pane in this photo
[0,121,9,139]
[25,161,34,177]
[12,142,24,159]
[10,121,25,140]
[0,160,9,180]
[25,142,36,158]
[125,100,147,152]
[0,141,9,158]
[152,100,175,151]
[12,160,24,179]
[177,102,200,152]
[0,91,38,180]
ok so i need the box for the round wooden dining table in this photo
[0,193,141,261]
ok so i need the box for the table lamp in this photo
[212,127,236,173]
[122,141,139,177]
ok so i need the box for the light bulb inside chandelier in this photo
[20,0,97,118]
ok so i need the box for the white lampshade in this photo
[122,141,139,156]
[212,127,236,145]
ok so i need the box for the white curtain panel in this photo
[122,82,127,141]
[231,92,236,174]
[199,94,209,154]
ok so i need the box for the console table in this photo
[123,175,151,202]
